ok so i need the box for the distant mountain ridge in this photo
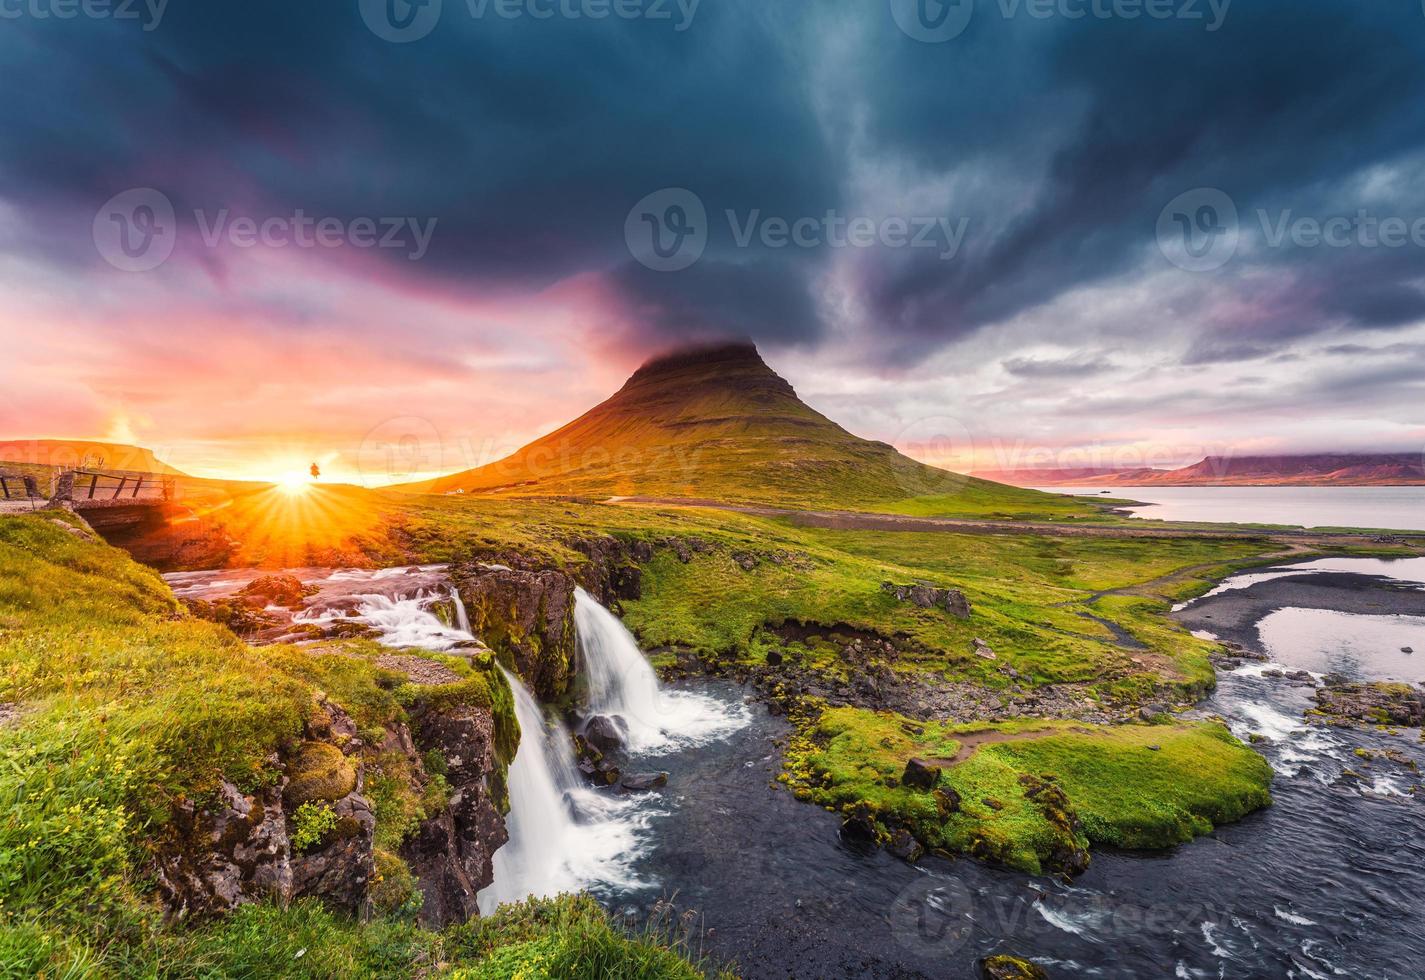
[0,439,186,476]
[397,341,1057,512]
[974,453,1425,487]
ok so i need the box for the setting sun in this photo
[275,471,312,495]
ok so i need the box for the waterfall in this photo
[574,587,750,754]
[477,668,648,915]
[451,587,472,634]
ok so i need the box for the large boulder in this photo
[583,714,627,754]
[450,563,577,700]
[902,757,942,791]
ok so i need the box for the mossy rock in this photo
[980,955,1049,980]
[370,849,418,914]
[284,742,357,805]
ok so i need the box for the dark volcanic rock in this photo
[619,771,669,792]
[404,703,511,927]
[154,780,293,920]
[583,714,627,754]
[887,827,924,863]
[450,562,577,700]
[882,581,971,618]
[237,574,315,608]
[902,757,942,791]
[568,534,653,604]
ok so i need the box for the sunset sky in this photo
[2,1,1424,483]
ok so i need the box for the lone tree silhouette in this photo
[309,462,320,480]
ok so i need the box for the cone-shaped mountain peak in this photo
[407,341,1034,510]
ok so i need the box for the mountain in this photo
[0,438,186,476]
[976,454,1425,487]
[399,342,1058,512]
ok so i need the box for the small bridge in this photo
[0,468,175,523]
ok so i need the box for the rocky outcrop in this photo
[402,704,510,927]
[1315,679,1425,727]
[451,563,577,700]
[154,701,375,920]
[154,692,514,929]
[882,581,971,619]
[567,535,654,605]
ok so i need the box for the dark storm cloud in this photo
[1,0,1424,361]
[0,0,835,339]
[849,2,1425,357]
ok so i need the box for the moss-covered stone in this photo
[981,954,1049,980]
[283,742,357,806]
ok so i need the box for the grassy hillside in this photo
[397,343,1094,519]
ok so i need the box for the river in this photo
[601,556,1425,978]
[163,557,1425,979]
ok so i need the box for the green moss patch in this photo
[786,705,1273,875]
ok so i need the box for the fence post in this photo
[49,471,75,510]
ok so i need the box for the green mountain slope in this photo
[402,343,1088,518]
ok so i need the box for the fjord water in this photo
[1040,485,1425,530]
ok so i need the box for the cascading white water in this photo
[477,668,647,915]
[574,587,749,753]
[294,589,474,651]
[451,587,472,635]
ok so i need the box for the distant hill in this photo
[398,342,1067,514]
[975,454,1425,487]
[0,439,186,476]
